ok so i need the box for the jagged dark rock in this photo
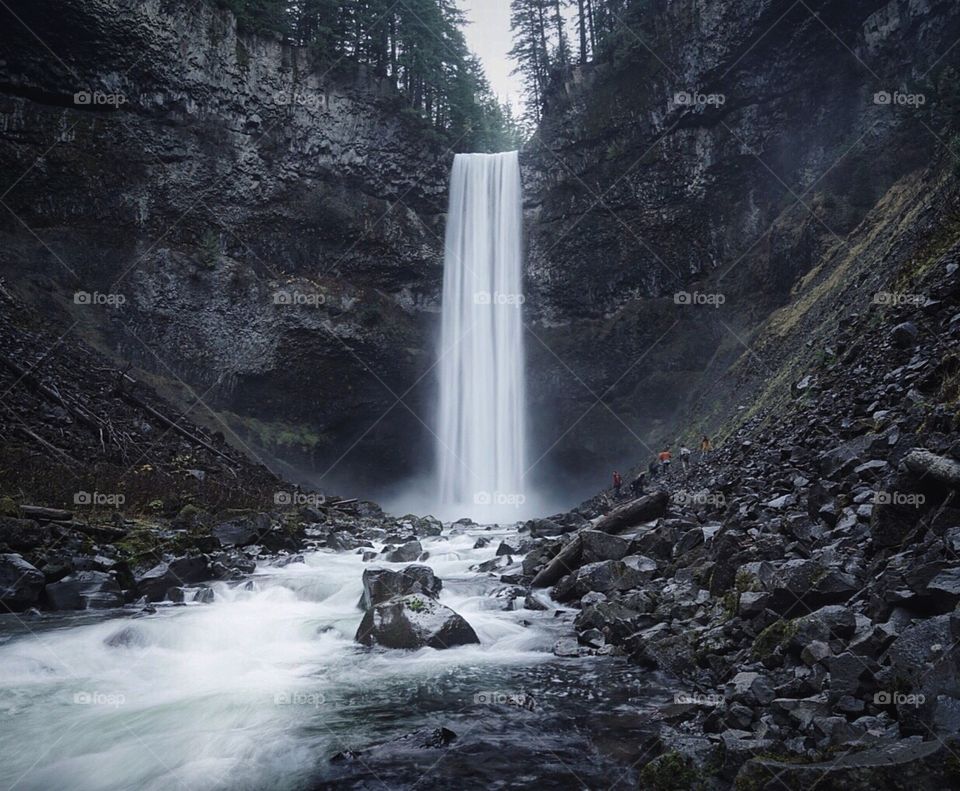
[0,553,45,610]
[44,571,124,610]
[357,565,442,610]
[355,594,479,650]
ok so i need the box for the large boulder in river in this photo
[0,553,45,610]
[396,514,443,537]
[136,556,211,601]
[355,594,479,650]
[44,571,124,609]
[358,565,442,610]
[383,540,422,563]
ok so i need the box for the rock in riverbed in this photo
[44,571,124,609]
[357,565,442,610]
[0,553,45,610]
[355,594,479,650]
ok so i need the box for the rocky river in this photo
[0,521,673,790]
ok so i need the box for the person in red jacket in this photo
[612,470,623,499]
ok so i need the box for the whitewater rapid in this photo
[0,526,570,790]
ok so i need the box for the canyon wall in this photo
[0,0,451,492]
[521,0,960,497]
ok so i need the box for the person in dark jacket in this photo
[630,472,646,497]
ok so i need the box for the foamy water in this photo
[0,525,580,790]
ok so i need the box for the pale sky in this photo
[458,0,525,108]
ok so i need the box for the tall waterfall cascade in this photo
[436,151,528,519]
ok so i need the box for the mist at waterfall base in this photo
[386,151,561,523]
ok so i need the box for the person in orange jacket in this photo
[658,447,672,473]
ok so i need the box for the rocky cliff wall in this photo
[0,0,452,492]
[521,0,960,499]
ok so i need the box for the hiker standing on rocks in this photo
[648,459,659,480]
[658,447,672,474]
[612,470,623,499]
[700,434,714,462]
[679,445,692,472]
[630,472,646,497]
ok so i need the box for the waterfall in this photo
[436,151,528,519]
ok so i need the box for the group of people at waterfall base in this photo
[611,435,714,501]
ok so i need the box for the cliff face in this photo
[0,0,450,493]
[521,0,960,497]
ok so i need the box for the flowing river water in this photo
[0,524,671,790]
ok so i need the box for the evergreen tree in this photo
[509,0,654,128]
[509,0,551,126]
[212,0,514,151]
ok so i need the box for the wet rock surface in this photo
[355,593,480,650]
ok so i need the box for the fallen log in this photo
[69,522,129,541]
[11,422,79,467]
[118,390,240,467]
[531,491,669,589]
[592,490,670,534]
[530,533,584,590]
[903,449,960,489]
[0,354,102,431]
[20,505,74,522]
